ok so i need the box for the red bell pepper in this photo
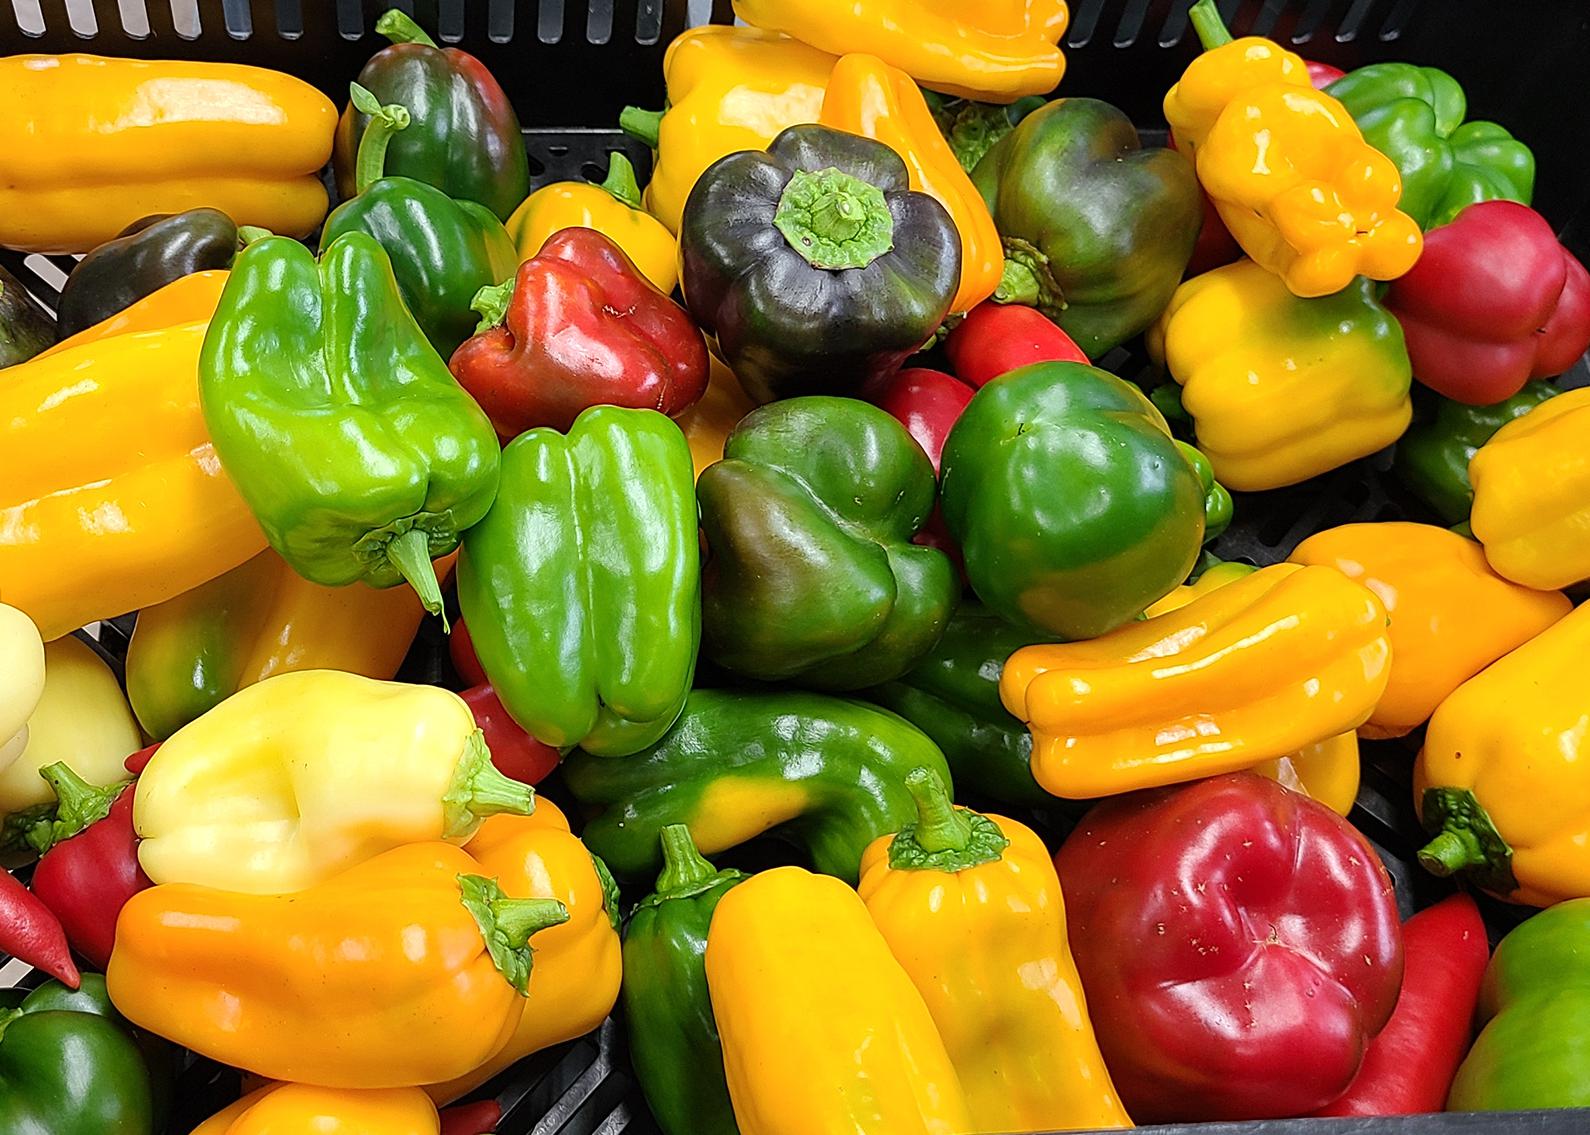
[0,867,79,988]
[1054,772,1404,1123]
[869,367,973,474]
[1308,61,1347,87]
[1311,893,1490,1117]
[1384,200,1590,404]
[439,1099,502,1134]
[449,618,489,687]
[943,302,1087,387]
[460,683,561,786]
[449,228,709,436]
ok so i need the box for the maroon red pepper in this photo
[439,1099,502,1134]
[0,867,79,988]
[944,302,1087,387]
[449,228,710,436]
[460,684,561,787]
[1054,772,1404,1123]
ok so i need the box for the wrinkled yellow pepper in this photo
[190,1084,441,1135]
[0,604,45,776]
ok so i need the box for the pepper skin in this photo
[938,361,1211,639]
[0,55,335,254]
[40,269,228,356]
[869,367,975,473]
[698,398,957,689]
[133,670,534,894]
[0,262,55,367]
[973,98,1201,356]
[1415,601,1590,906]
[676,358,758,481]
[335,10,529,221]
[0,868,79,989]
[191,1084,442,1135]
[1469,386,1590,590]
[562,689,954,883]
[450,229,709,436]
[0,603,44,775]
[1055,772,1403,1122]
[943,301,1087,387]
[456,406,699,757]
[680,124,961,405]
[1383,201,1590,404]
[198,232,500,618]
[623,825,748,1135]
[733,0,1067,103]
[459,685,562,788]
[1002,563,1391,798]
[705,866,973,1135]
[860,771,1131,1132]
[107,841,569,1088]
[1148,258,1413,491]
[1164,1,1422,298]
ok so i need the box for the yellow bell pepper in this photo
[1163,1,1421,298]
[39,270,231,358]
[0,56,336,254]
[1291,522,1571,738]
[735,0,1068,103]
[0,604,45,775]
[191,1083,441,1135]
[133,670,535,894]
[621,27,836,235]
[1147,258,1413,491]
[859,770,1131,1133]
[1001,563,1391,798]
[705,865,972,1135]
[677,357,756,480]
[108,841,569,1088]
[1470,386,1590,590]
[426,800,623,1104]
[505,152,678,293]
[1415,601,1590,907]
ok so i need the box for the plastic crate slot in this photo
[437,0,464,41]
[1066,0,1105,47]
[1378,0,1416,41]
[1288,0,1335,44]
[633,0,660,43]
[220,0,250,38]
[1112,0,1150,48]
[683,0,709,29]
[539,0,563,44]
[587,0,613,44]
[1335,0,1379,41]
[487,0,513,41]
[1250,0,1287,38]
[114,0,150,36]
[1157,0,1189,47]
[272,0,302,38]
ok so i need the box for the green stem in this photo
[384,527,445,621]
[619,106,663,148]
[376,8,438,48]
[236,225,274,245]
[1418,830,1482,876]
[904,768,972,854]
[887,769,1009,873]
[471,279,515,333]
[994,257,1042,307]
[442,730,535,839]
[349,81,412,195]
[33,764,128,852]
[655,824,718,895]
[458,873,569,995]
[490,896,570,943]
[1188,0,1235,50]
[599,151,644,209]
[773,167,895,271]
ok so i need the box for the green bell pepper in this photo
[939,360,1212,640]
[563,689,953,883]
[321,85,519,359]
[456,405,699,757]
[698,397,957,690]
[971,97,1202,357]
[0,262,54,368]
[1327,63,1534,230]
[198,231,501,617]
[622,824,746,1135]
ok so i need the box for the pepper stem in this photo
[655,824,718,895]
[442,730,535,840]
[471,279,516,333]
[905,768,974,853]
[619,106,663,148]
[994,257,1042,307]
[1418,830,1483,876]
[773,167,895,271]
[31,764,128,854]
[599,151,644,209]
[384,527,445,621]
[236,225,274,245]
[1188,0,1235,49]
[375,8,438,48]
[458,873,569,996]
[350,82,412,195]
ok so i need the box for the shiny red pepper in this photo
[449,618,489,687]
[0,868,78,988]
[1384,201,1590,404]
[439,1099,502,1135]
[943,302,1087,387]
[449,228,710,436]
[869,367,973,474]
[125,744,159,776]
[460,683,561,785]
[1055,772,1404,1123]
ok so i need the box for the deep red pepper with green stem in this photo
[943,302,1086,387]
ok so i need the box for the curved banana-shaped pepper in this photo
[0,604,45,775]
[191,1083,441,1135]
[1001,563,1390,798]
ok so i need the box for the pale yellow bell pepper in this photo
[0,604,45,775]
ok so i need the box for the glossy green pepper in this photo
[622,825,746,1135]
[699,397,956,690]
[563,689,953,883]
[457,405,699,757]
[1395,382,1559,524]
[198,231,501,617]
[1327,64,1534,231]
[939,361,1212,640]
[321,85,518,358]
[972,97,1202,358]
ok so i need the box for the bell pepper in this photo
[1327,64,1534,230]
[734,0,1067,103]
[680,124,961,405]
[859,771,1131,1131]
[869,367,975,474]
[620,26,835,235]
[456,406,699,757]
[820,53,1003,315]
[198,232,500,618]
[622,825,748,1135]
[440,1101,501,1135]
[562,689,954,883]
[0,975,156,1134]
[459,684,562,787]
[192,1084,442,1135]
[1395,381,1558,523]
[1056,771,1403,1122]
[1164,0,1422,298]
[507,152,678,294]
[41,269,228,357]
[0,262,55,368]
[1448,896,1590,1110]
[698,398,956,689]
[677,357,758,481]
[335,10,528,221]
[321,85,519,358]
[1415,600,1590,906]
[1003,563,1391,798]
[705,865,973,1135]
[0,603,45,775]
[450,229,709,436]
[1148,258,1413,490]
[56,209,238,338]
[1469,386,1590,589]
[943,301,1087,387]
[133,670,534,894]
[424,801,622,1103]
[108,841,569,1088]
[0,280,264,641]
[0,868,79,988]
[972,97,1202,356]
[938,361,1213,639]
[0,55,335,254]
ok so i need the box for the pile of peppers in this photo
[3,1,1590,1132]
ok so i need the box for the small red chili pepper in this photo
[461,684,561,786]
[439,1099,502,1135]
[125,743,160,776]
[944,302,1087,387]
[0,867,79,988]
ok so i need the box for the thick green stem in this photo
[442,731,535,839]
[599,151,644,209]
[1189,0,1235,50]
[904,768,972,854]
[1418,830,1482,876]
[619,106,663,148]
[459,873,569,995]
[1417,787,1517,896]
[384,527,444,620]
[471,279,515,333]
[774,167,895,270]
[655,824,718,895]
[349,82,412,195]
[376,8,438,48]
[888,769,1009,873]
[32,764,127,852]
[490,896,570,943]
[994,257,1042,307]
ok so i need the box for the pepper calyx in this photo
[471,279,516,333]
[28,764,130,855]
[442,730,535,839]
[599,152,645,210]
[888,768,1008,872]
[994,239,1067,321]
[458,874,568,996]
[774,167,895,271]
[355,515,456,622]
[1418,786,1518,896]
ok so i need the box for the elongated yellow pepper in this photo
[190,1084,441,1135]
